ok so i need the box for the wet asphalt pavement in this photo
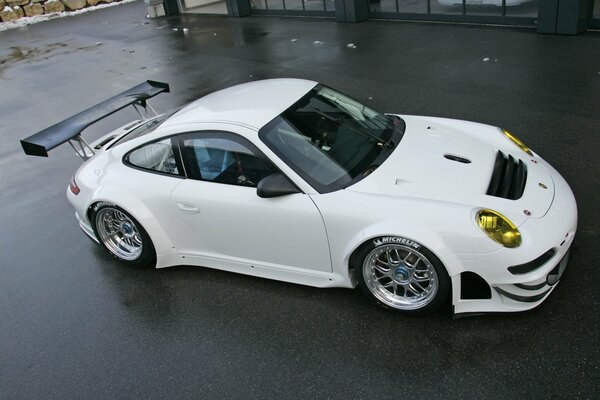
[1,2,599,399]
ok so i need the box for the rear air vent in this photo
[487,150,527,200]
[94,136,116,150]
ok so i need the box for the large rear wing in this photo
[21,80,170,159]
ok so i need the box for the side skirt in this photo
[156,253,352,289]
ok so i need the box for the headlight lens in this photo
[476,209,522,248]
[502,129,532,156]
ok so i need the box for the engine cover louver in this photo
[487,150,527,200]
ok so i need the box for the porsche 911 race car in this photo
[21,79,577,316]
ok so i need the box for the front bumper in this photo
[450,161,577,315]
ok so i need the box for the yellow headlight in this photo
[477,209,522,248]
[502,129,532,156]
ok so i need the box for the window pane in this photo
[466,1,502,16]
[262,117,351,188]
[370,0,397,13]
[285,0,304,10]
[260,85,399,193]
[595,0,600,18]
[250,0,266,9]
[266,0,284,9]
[431,0,463,15]
[325,0,335,11]
[304,0,324,11]
[505,0,538,18]
[398,0,426,13]
[128,138,179,175]
[182,137,274,187]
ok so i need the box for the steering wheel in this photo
[312,117,334,149]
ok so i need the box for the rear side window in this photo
[126,137,182,176]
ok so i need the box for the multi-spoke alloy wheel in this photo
[96,207,143,260]
[91,204,156,268]
[356,238,449,314]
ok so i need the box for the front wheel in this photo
[91,203,156,268]
[356,237,450,315]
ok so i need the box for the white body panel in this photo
[169,179,331,272]
[66,78,578,315]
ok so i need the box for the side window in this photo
[180,133,275,188]
[126,137,180,176]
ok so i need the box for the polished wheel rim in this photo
[363,244,438,310]
[96,208,143,261]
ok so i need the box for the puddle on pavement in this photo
[0,41,102,76]
[1,43,68,65]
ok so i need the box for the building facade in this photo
[158,0,600,34]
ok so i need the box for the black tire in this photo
[355,236,450,315]
[90,202,156,269]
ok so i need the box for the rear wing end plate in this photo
[20,80,170,159]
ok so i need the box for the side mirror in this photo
[257,172,300,198]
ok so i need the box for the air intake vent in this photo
[486,150,527,200]
[444,154,471,164]
[508,248,556,275]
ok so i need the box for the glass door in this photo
[369,0,538,26]
[250,0,336,15]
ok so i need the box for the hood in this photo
[347,115,555,220]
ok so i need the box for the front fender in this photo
[313,191,501,281]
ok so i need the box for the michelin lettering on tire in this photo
[372,236,421,250]
[93,201,115,212]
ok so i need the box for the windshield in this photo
[259,84,405,193]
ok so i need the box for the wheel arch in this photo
[86,186,176,258]
[347,227,453,314]
[341,221,456,288]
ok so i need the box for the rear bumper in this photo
[451,161,577,315]
[76,211,99,244]
[67,184,98,244]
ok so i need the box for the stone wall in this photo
[0,0,122,22]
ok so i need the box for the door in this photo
[169,131,332,273]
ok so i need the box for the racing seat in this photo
[193,145,235,181]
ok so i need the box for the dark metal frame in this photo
[369,0,537,27]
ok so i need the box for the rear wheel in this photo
[356,237,450,315]
[91,203,156,268]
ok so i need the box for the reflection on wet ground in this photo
[1,43,68,69]
[0,41,109,77]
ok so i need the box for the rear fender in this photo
[89,186,175,258]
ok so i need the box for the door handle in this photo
[176,202,200,214]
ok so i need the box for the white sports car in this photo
[21,79,577,316]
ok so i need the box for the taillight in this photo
[69,176,80,195]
